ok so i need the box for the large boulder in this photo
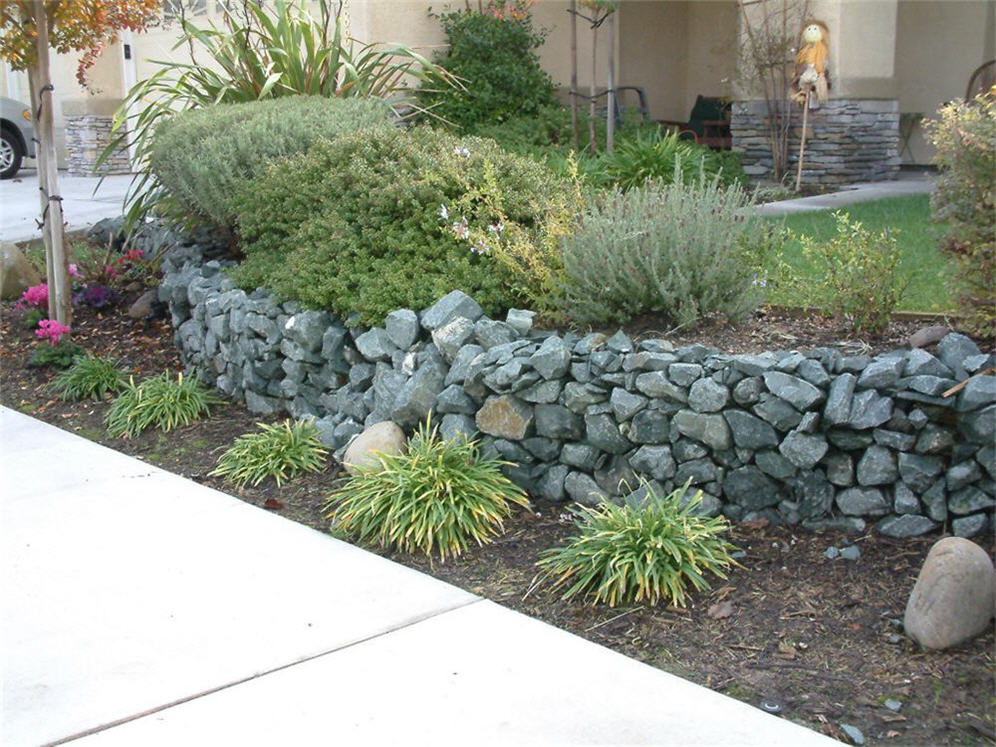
[904,537,995,650]
[341,421,407,475]
[0,242,41,300]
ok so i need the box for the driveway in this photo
[0,169,134,243]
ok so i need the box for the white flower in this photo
[439,204,449,220]
[452,218,469,240]
[470,241,489,255]
[453,146,470,158]
[487,221,504,234]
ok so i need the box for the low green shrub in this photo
[559,169,763,328]
[586,131,746,190]
[106,372,222,438]
[150,97,396,229]
[797,211,909,334]
[925,92,995,336]
[231,127,577,324]
[28,341,82,369]
[419,2,556,130]
[326,420,530,559]
[534,483,739,608]
[210,419,329,487]
[52,355,128,401]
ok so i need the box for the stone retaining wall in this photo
[731,99,901,186]
[154,236,995,540]
[65,116,130,176]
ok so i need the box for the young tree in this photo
[0,0,162,325]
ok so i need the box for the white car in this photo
[1,97,36,179]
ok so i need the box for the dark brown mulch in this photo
[1,299,993,747]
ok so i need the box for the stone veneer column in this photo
[731,99,901,186]
[63,99,131,176]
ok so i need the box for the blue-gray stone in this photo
[947,459,982,491]
[431,316,476,362]
[793,471,834,519]
[534,404,584,440]
[564,382,609,413]
[901,375,954,396]
[384,308,419,350]
[897,452,945,492]
[565,471,608,506]
[673,438,708,462]
[440,413,477,442]
[978,445,996,480]
[522,437,560,462]
[876,513,938,537]
[348,363,375,389]
[965,353,995,374]
[856,445,898,486]
[952,513,989,538]
[948,486,995,515]
[629,445,676,481]
[669,363,703,387]
[755,450,797,480]
[244,389,281,415]
[605,329,633,353]
[959,404,996,443]
[674,458,718,486]
[560,442,603,471]
[282,310,331,352]
[584,413,632,454]
[635,371,688,403]
[444,344,485,386]
[420,290,483,331]
[733,353,778,376]
[775,352,806,372]
[904,347,953,377]
[673,410,732,451]
[354,328,397,362]
[894,483,921,514]
[824,373,856,425]
[629,410,670,444]
[724,410,779,449]
[574,333,607,355]
[493,439,534,463]
[724,466,780,510]
[753,394,803,431]
[483,339,532,366]
[958,375,996,411]
[839,546,861,561]
[921,479,947,521]
[536,463,569,501]
[610,388,648,421]
[797,411,820,434]
[436,384,477,414]
[594,455,637,495]
[623,351,676,372]
[391,359,446,426]
[676,344,715,363]
[797,359,831,387]
[483,359,527,392]
[529,336,571,380]
[857,357,905,389]
[837,487,889,516]
[732,376,764,406]
[688,378,729,413]
[779,430,828,469]
[839,356,871,374]
[589,350,622,373]
[914,423,954,454]
[505,308,535,336]
[803,517,866,533]
[937,332,980,378]
[474,318,517,350]
[280,338,323,364]
[763,371,824,410]
[518,378,563,404]
[872,429,915,451]
[848,389,893,430]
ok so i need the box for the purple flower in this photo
[73,284,120,309]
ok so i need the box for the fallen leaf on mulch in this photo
[776,641,798,659]
[263,498,284,511]
[708,601,734,619]
[741,518,770,530]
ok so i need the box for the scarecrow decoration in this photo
[791,20,831,191]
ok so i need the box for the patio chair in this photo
[658,95,732,150]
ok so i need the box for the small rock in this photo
[127,289,158,319]
[384,308,420,349]
[0,242,42,300]
[342,421,406,475]
[908,324,950,349]
[476,395,534,440]
[883,699,903,712]
[904,537,996,650]
[824,546,841,559]
[839,545,861,560]
[839,723,865,745]
[420,290,483,331]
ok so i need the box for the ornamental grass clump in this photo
[52,355,128,402]
[210,419,329,487]
[326,420,530,560]
[106,372,222,438]
[535,483,739,608]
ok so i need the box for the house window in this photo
[163,0,208,21]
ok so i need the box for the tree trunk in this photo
[570,0,579,150]
[28,0,70,325]
[588,24,598,156]
[606,11,615,154]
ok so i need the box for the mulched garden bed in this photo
[1,297,993,747]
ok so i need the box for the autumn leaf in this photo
[708,601,734,619]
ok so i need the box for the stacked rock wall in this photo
[65,116,130,176]
[157,239,995,539]
[731,99,901,186]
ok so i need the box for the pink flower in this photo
[16,283,48,310]
[68,264,82,279]
[35,319,71,347]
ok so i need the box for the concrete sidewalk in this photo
[756,170,935,217]
[0,406,842,746]
[0,169,133,243]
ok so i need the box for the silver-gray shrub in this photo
[560,169,764,328]
[149,96,396,229]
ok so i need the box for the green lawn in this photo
[763,194,954,313]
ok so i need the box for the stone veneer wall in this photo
[65,116,130,176]
[146,232,995,540]
[731,99,901,186]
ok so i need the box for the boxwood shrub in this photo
[149,96,397,229]
[229,126,577,324]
